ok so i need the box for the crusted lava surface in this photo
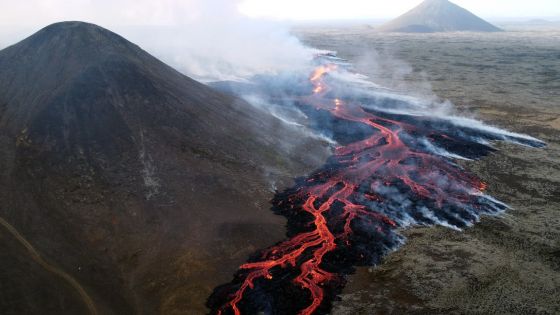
[208,57,544,314]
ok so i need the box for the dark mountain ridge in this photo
[0,21,328,314]
[378,0,502,33]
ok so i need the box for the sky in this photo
[241,0,560,20]
[0,0,558,28]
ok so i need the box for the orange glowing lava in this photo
[210,61,516,315]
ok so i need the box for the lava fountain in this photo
[207,55,545,315]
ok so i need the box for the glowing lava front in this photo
[207,60,544,315]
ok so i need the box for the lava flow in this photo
[207,57,544,315]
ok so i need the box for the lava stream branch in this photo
[207,61,536,314]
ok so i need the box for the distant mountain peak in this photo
[378,0,502,33]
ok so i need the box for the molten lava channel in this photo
[207,60,543,315]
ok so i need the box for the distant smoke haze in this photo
[0,0,555,136]
[0,0,558,80]
[0,0,315,81]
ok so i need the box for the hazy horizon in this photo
[0,0,559,28]
[1,0,559,82]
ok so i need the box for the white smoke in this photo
[124,21,313,82]
[314,52,545,148]
[243,94,338,145]
[0,0,315,81]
